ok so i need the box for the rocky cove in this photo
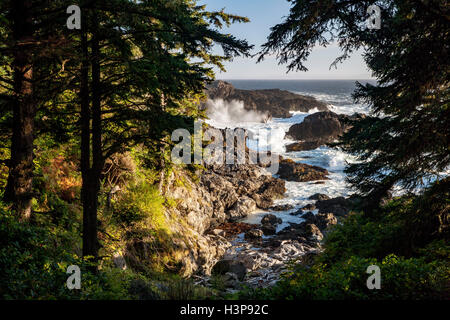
[121,81,363,292]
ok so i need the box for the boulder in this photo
[287,111,345,143]
[301,211,315,222]
[314,212,337,230]
[261,223,277,235]
[227,196,256,221]
[212,260,247,281]
[261,214,282,226]
[286,111,366,149]
[316,196,351,216]
[285,140,323,152]
[244,229,264,240]
[278,157,329,182]
[269,204,294,211]
[303,223,323,241]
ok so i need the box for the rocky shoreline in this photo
[142,93,362,290]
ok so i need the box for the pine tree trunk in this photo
[4,0,35,221]
[81,15,103,261]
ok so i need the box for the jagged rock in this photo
[304,223,323,241]
[261,214,282,226]
[301,211,315,221]
[278,157,329,182]
[211,229,226,237]
[244,229,264,240]
[308,193,330,201]
[205,80,328,118]
[300,211,337,231]
[285,140,323,152]
[261,223,277,235]
[270,204,294,211]
[228,196,256,221]
[223,272,241,288]
[212,260,247,281]
[316,196,351,216]
[302,203,316,211]
[314,213,337,230]
[204,163,285,213]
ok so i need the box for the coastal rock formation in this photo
[278,157,329,182]
[286,111,364,149]
[205,80,328,118]
[315,196,352,217]
[152,161,285,276]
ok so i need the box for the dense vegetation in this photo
[0,0,251,299]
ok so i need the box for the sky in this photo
[199,0,374,80]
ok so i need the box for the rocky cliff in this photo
[205,80,329,118]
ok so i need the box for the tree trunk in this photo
[81,13,103,262]
[4,0,35,221]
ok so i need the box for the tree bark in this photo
[81,12,103,262]
[4,0,35,221]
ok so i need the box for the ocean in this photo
[205,79,374,230]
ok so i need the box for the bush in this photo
[239,188,450,300]
[241,253,449,300]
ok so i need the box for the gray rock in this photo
[261,223,277,235]
[261,214,282,225]
[212,260,247,281]
[270,204,295,211]
[245,229,264,240]
[228,196,256,221]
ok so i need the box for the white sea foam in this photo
[205,98,268,126]
[205,89,366,228]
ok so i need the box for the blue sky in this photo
[199,0,373,80]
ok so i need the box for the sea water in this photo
[205,79,374,231]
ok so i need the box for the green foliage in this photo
[239,189,450,300]
[110,182,165,229]
[242,253,448,300]
[0,205,130,300]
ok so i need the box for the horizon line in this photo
[216,78,376,81]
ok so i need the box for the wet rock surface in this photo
[278,157,329,182]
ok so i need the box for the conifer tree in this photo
[259,0,449,210]
[73,0,252,259]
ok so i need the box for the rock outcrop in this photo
[315,196,352,217]
[205,80,328,118]
[278,157,329,182]
[151,161,286,277]
[286,111,364,149]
